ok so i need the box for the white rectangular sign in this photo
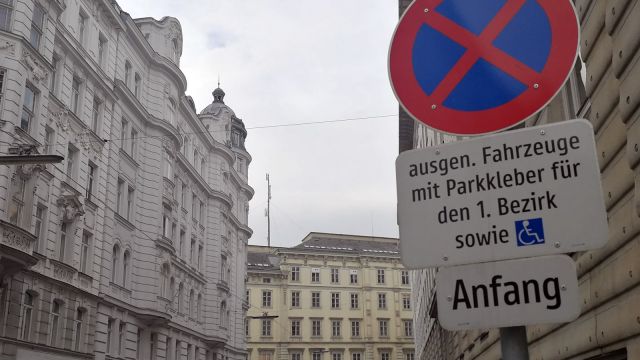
[436,255,580,330]
[396,119,607,268]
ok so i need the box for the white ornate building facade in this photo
[0,0,253,359]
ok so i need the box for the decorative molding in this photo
[1,226,33,252]
[17,164,44,180]
[0,41,16,56]
[52,110,71,133]
[56,192,85,223]
[52,261,75,283]
[21,49,49,84]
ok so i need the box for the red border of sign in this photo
[388,0,580,136]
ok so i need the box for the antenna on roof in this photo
[266,173,272,248]
[218,74,221,88]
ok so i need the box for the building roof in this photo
[247,251,281,271]
[248,233,400,259]
[200,87,236,117]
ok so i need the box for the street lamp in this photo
[0,144,63,165]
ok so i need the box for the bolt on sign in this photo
[396,119,608,268]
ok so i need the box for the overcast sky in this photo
[118,0,401,247]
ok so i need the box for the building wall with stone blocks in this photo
[0,0,253,359]
[401,0,640,359]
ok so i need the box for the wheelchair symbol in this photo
[515,218,545,247]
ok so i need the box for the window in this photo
[262,290,272,307]
[120,118,128,150]
[312,353,321,360]
[260,352,273,360]
[136,329,143,359]
[178,283,184,313]
[45,126,55,154]
[191,194,197,219]
[66,144,77,177]
[172,38,179,62]
[331,292,340,309]
[124,61,131,87]
[92,97,101,132]
[49,300,62,346]
[262,277,271,284]
[59,223,68,262]
[181,183,187,208]
[332,354,342,360]
[162,206,171,238]
[245,318,250,337]
[189,290,195,317]
[71,77,81,113]
[402,295,411,310]
[261,319,272,336]
[50,57,59,93]
[401,270,410,285]
[403,320,413,337]
[167,99,176,126]
[111,244,120,282]
[0,0,13,31]
[80,231,91,273]
[290,266,300,281]
[199,201,205,223]
[98,33,107,66]
[127,186,134,220]
[379,319,388,337]
[107,318,114,354]
[190,238,196,264]
[350,293,359,309]
[311,292,320,308]
[331,268,339,283]
[21,84,36,131]
[378,293,386,309]
[87,162,97,200]
[291,291,300,307]
[290,319,300,336]
[30,5,45,49]
[130,128,138,158]
[73,308,85,351]
[405,353,414,360]
[380,352,390,360]
[134,73,141,97]
[311,268,320,283]
[197,245,203,270]
[179,229,185,257]
[118,322,126,355]
[197,294,202,318]
[78,11,87,45]
[175,340,181,360]
[351,320,360,337]
[150,333,157,360]
[19,291,35,340]
[160,264,170,298]
[34,204,46,251]
[350,270,358,284]
[117,178,125,214]
[352,354,362,360]
[122,250,129,287]
[311,319,321,337]
[332,320,341,337]
[291,353,301,360]
[377,269,385,284]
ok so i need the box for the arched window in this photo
[220,301,227,327]
[160,263,170,298]
[49,299,63,346]
[134,73,141,98]
[177,283,184,313]
[111,245,120,283]
[19,291,36,340]
[123,250,131,287]
[189,289,195,317]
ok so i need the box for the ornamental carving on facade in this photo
[21,49,49,84]
[53,110,71,133]
[52,262,74,282]
[1,228,32,252]
[17,164,44,180]
[0,41,16,56]
[57,193,85,223]
[162,136,177,158]
[76,130,101,156]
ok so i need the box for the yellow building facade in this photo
[246,233,415,360]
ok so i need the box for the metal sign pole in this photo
[500,326,529,359]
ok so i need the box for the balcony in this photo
[0,220,38,278]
